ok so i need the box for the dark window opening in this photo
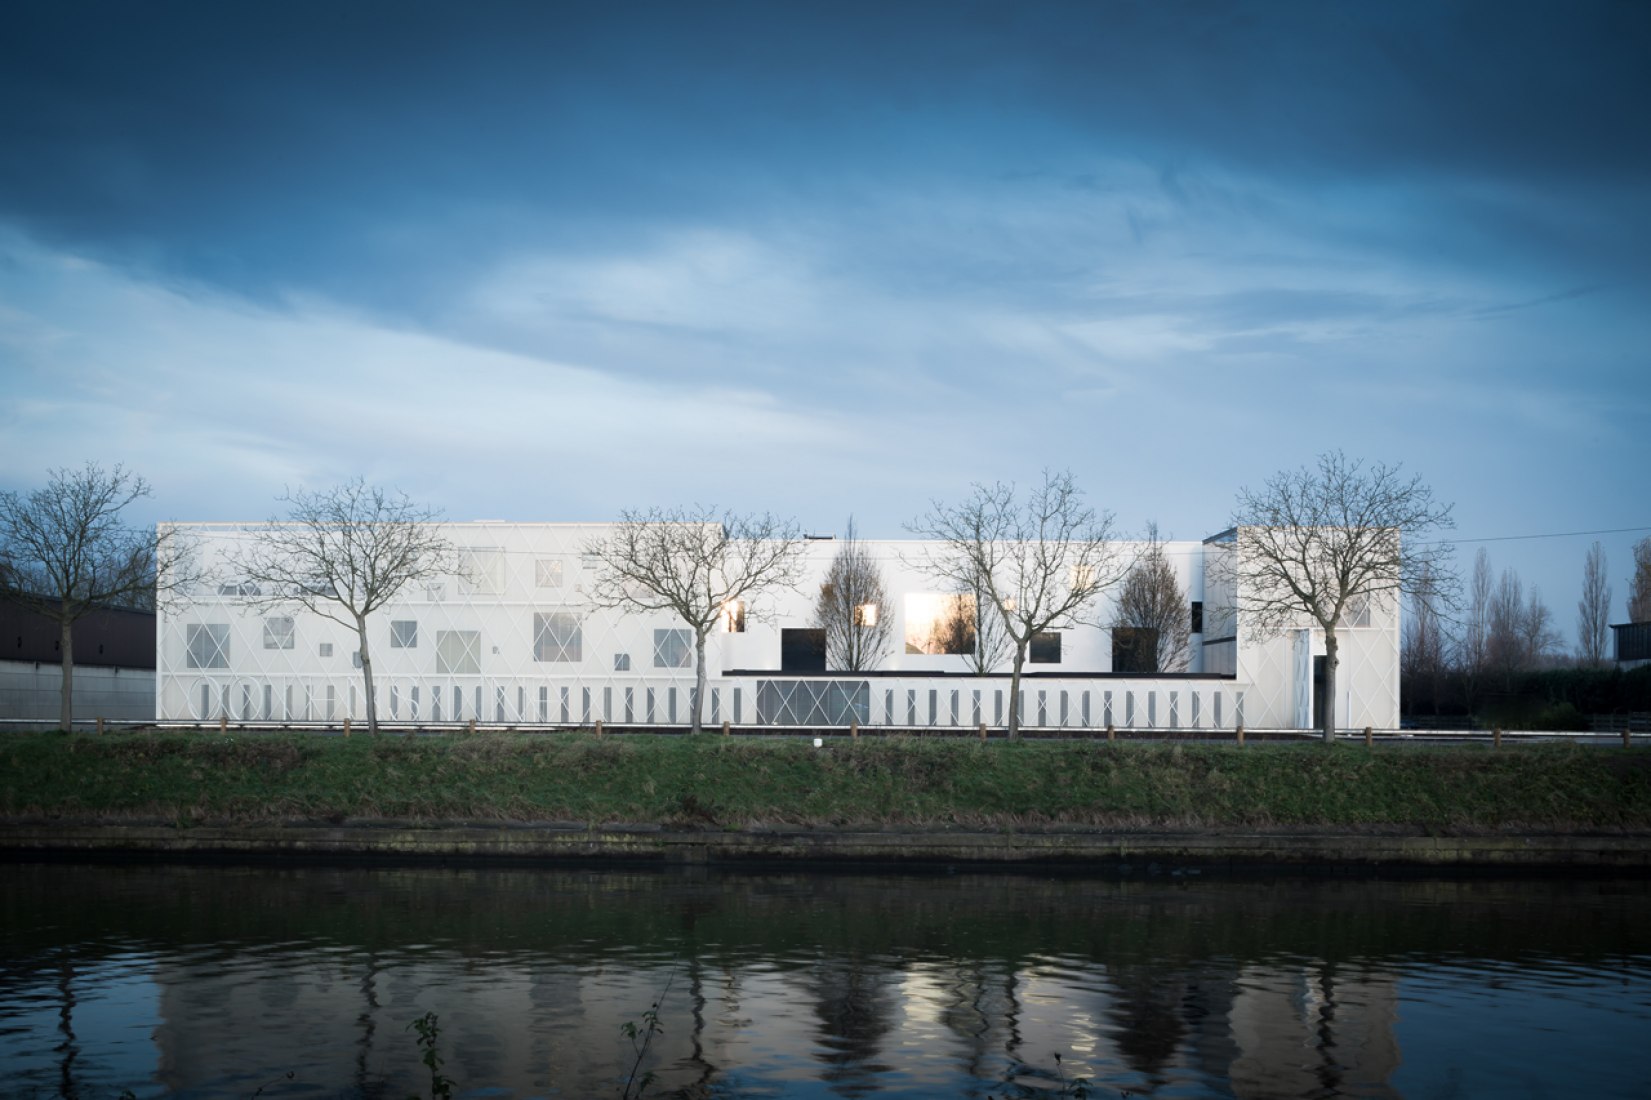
[1112,627,1159,674]
[1190,601,1204,634]
[1029,631,1061,664]
[781,628,827,673]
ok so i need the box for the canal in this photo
[3,862,1649,1097]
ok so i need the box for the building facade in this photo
[155,522,1399,731]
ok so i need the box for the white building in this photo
[155,523,1399,731]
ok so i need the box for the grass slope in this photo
[2,731,1649,831]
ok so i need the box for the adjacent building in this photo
[155,522,1400,731]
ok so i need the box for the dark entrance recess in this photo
[1313,655,1327,731]
[780,628,827,673]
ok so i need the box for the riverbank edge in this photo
[4,820,1650,870]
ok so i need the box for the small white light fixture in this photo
[813,737,823,748]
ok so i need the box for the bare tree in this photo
[1400,562,1450,717]
[908,469,1124,738]
[1577,541,1611,666]
[814,518,894,672]
[232,479,460,736]
[954,573,1016,675]
[1486,568,1561,685]
[1230,451,1456,743]
[1110,523,1191,673]
[1461,548,1493,679]
[586,507,805,732]
[1630,536,1651,623]
[0,462,192,732]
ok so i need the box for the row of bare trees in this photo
[6,452,1476,742]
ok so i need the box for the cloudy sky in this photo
[2,0,1647,635]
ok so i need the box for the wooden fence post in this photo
[1364,725,1373,747]
[1625,727,1633,750]
[96,717,105,736]
[722,720,731,737]
[1236,725,1245,748]
[468,718,476,736]
[594,719,603,738]
[977,721,987,741]
[220,716,227,735]
[851,718,860,740]
[342,716,349,738]
[1105,724,1115,744]
[1493,727,1502,750]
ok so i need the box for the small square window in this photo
[319,642,333,658]
[614,653,631,671]
[390,620,418,648]
[535,559,564,588]
[186,623,230,668]
[263,616,295,650]
[1030,631,1061,664]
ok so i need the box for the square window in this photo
[614,653,631,671]
[319,642,333,658]
[263,616,295,650]
[390,620,418,648]
[1030,631,1061,664]
[653,628,692,669]
[533,612,582,662]
[535,559,565,588]
[185,623,230,668]
[436,630,481,675]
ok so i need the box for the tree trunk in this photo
[1321,628,1339,744]
[1006,645,1027,740]
[691,631,708,733]
[357,615,379,735]
[59,617,74,733]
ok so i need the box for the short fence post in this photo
[1364,725,1373,747]
[468,718,476,736]
[1493,727,1502,750]
[96,717,105,736]
[1105,723,1115,744]
[722,720,731,737]
[594,719,603,738]
[851,718,860,740]
[977,721,987,741]
[1236,724,1245,748]
[219,715,227,735]
[342,716,350,738]
[1625,727,1633,750]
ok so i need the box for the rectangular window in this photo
[435,630,481,675]
[721,599,746,633]
[533,612,582,662]
[653,628,692,669]
[904,593,975,655]
[1030,631,1061,664]
[390,620,418,648]
[535,559,564,588]
[186,624,230,668]
[216,582,261,597]
[1190,601,1204,634]
[463,548,504,595]
[318,642,333,658]
[1338,595,1372,628]
[352,650,363,669]
[614,653,631,671]
[263,616,295,650]
[426,581,446,602]
[1112,627,1159,674]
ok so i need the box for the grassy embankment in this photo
[3,730,1650,831]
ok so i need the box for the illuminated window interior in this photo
[904,593,975,656]
[721,599,746,633]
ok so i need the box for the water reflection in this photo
[2,864,1650,1097]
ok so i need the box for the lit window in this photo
[533,612,582,662]
[854,603,878,627]
[653,628,692,668]
[390,620,418,648]
[436,631,481,674]
[535,559,564,588]
[185,624,230,668]
[904,593,975,656]
[721,599,746,633]
[263,616,295,650]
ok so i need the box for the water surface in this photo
[2,862,1649,1097]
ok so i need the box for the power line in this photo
[1420,525,1651,547]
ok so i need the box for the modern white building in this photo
[155,523,1399,731]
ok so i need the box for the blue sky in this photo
[2,0,1647,638]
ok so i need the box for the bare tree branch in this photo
[229,479,460,735]
[1229,451,1456,742]
[814,517,894,672]
[908,469,1124,738]
[1111,522,1191,674]
[1577,541,1611,667]
[585,507,806,731]
[0,462,194,731]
